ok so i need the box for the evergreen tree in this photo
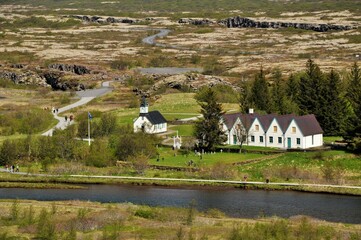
[298,59,328,130]
[270,69,286,114]
[194,88,226,151]
[345,63,361,152]
[322,70,347,135]
[239,81,252,113]
[251,68,271,112]
[286,73,300,103]
[298,59,326,115]
[346,62,361,113]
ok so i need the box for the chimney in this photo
[249,108,254,114]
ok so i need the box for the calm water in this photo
[0,184,360,223]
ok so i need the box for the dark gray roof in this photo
[223,112,323,136]
[294,114,323,136]
[140,111,166,124]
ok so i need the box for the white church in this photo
[133,97,167,134]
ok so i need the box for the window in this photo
[269,136,273,143]
[251,136,255,142]
[278,137,282,144]
[260,136,264,143]
[255,124,259,131]
[297,138,301,145]
[273,126,277,132]
[292,127,296,133]
[233,135,237,144]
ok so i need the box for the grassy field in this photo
[149,147,266,167]
[241,150,361,184]
[2,0,360,17]
[0,200,360,240]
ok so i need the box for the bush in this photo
[134,207,156,219]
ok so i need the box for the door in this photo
[287,137,291,149]
[233,135,237,144]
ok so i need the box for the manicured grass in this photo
[168,124,194,136]
[150,147,264,167]
[220,144,280,151]
[323,136,343,143]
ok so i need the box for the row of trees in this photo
[195,61,361,152]
[0,121,160,168]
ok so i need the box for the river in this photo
[1,184,360,224]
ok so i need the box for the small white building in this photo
[133,97,167,134]
[222,110,323,149]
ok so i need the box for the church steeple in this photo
[140,96,148,114]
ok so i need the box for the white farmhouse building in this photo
[133,97,167,134]
[222,110,323,149]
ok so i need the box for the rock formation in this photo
[68,15,139,24]
[0,65,87,91]
[218,16,354,32]
[131,73,240,96]
[48,64,91,75]
[178,18,214,26]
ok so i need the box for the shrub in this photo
[134,207,156,219]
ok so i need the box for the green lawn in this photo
[168,125,194,136]
[323,136,343,143]
[150,147,264,167]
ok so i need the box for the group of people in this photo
[64,115,74,122]
[5,164,19,173]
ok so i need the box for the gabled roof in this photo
[140,111,166,124]
[222,112,323,136]
[222,113,240,130]
[239,113,259,130]
[294,114,323,136]
[257,114,277,132]
[275,114,296,132]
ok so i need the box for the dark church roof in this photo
[140,111,167,124]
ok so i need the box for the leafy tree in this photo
[194,88,226,151]
[115,132,158,160]
[96,112,118,136]
[0,139,18,165]
[86,138,113,167]
[250,68,271,112]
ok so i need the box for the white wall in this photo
[247,118,266,147]
[284,120,304,149]
[304,134,323,148]
[133,116,167,134]
[266,119,285,148]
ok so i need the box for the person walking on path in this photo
[65,116,68,121]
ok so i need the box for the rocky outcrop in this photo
[219,16,354,32]
[139,73,240,95]
[48,64,91,75]
[68,15,139,24]
[0,70,48,86]
[0,65,87,91]
[178,18,214,26]
[42,72,85,91]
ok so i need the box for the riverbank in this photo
[0,199,360,239]
[1,172,361,196]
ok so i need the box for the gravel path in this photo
[42,81,112,136]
